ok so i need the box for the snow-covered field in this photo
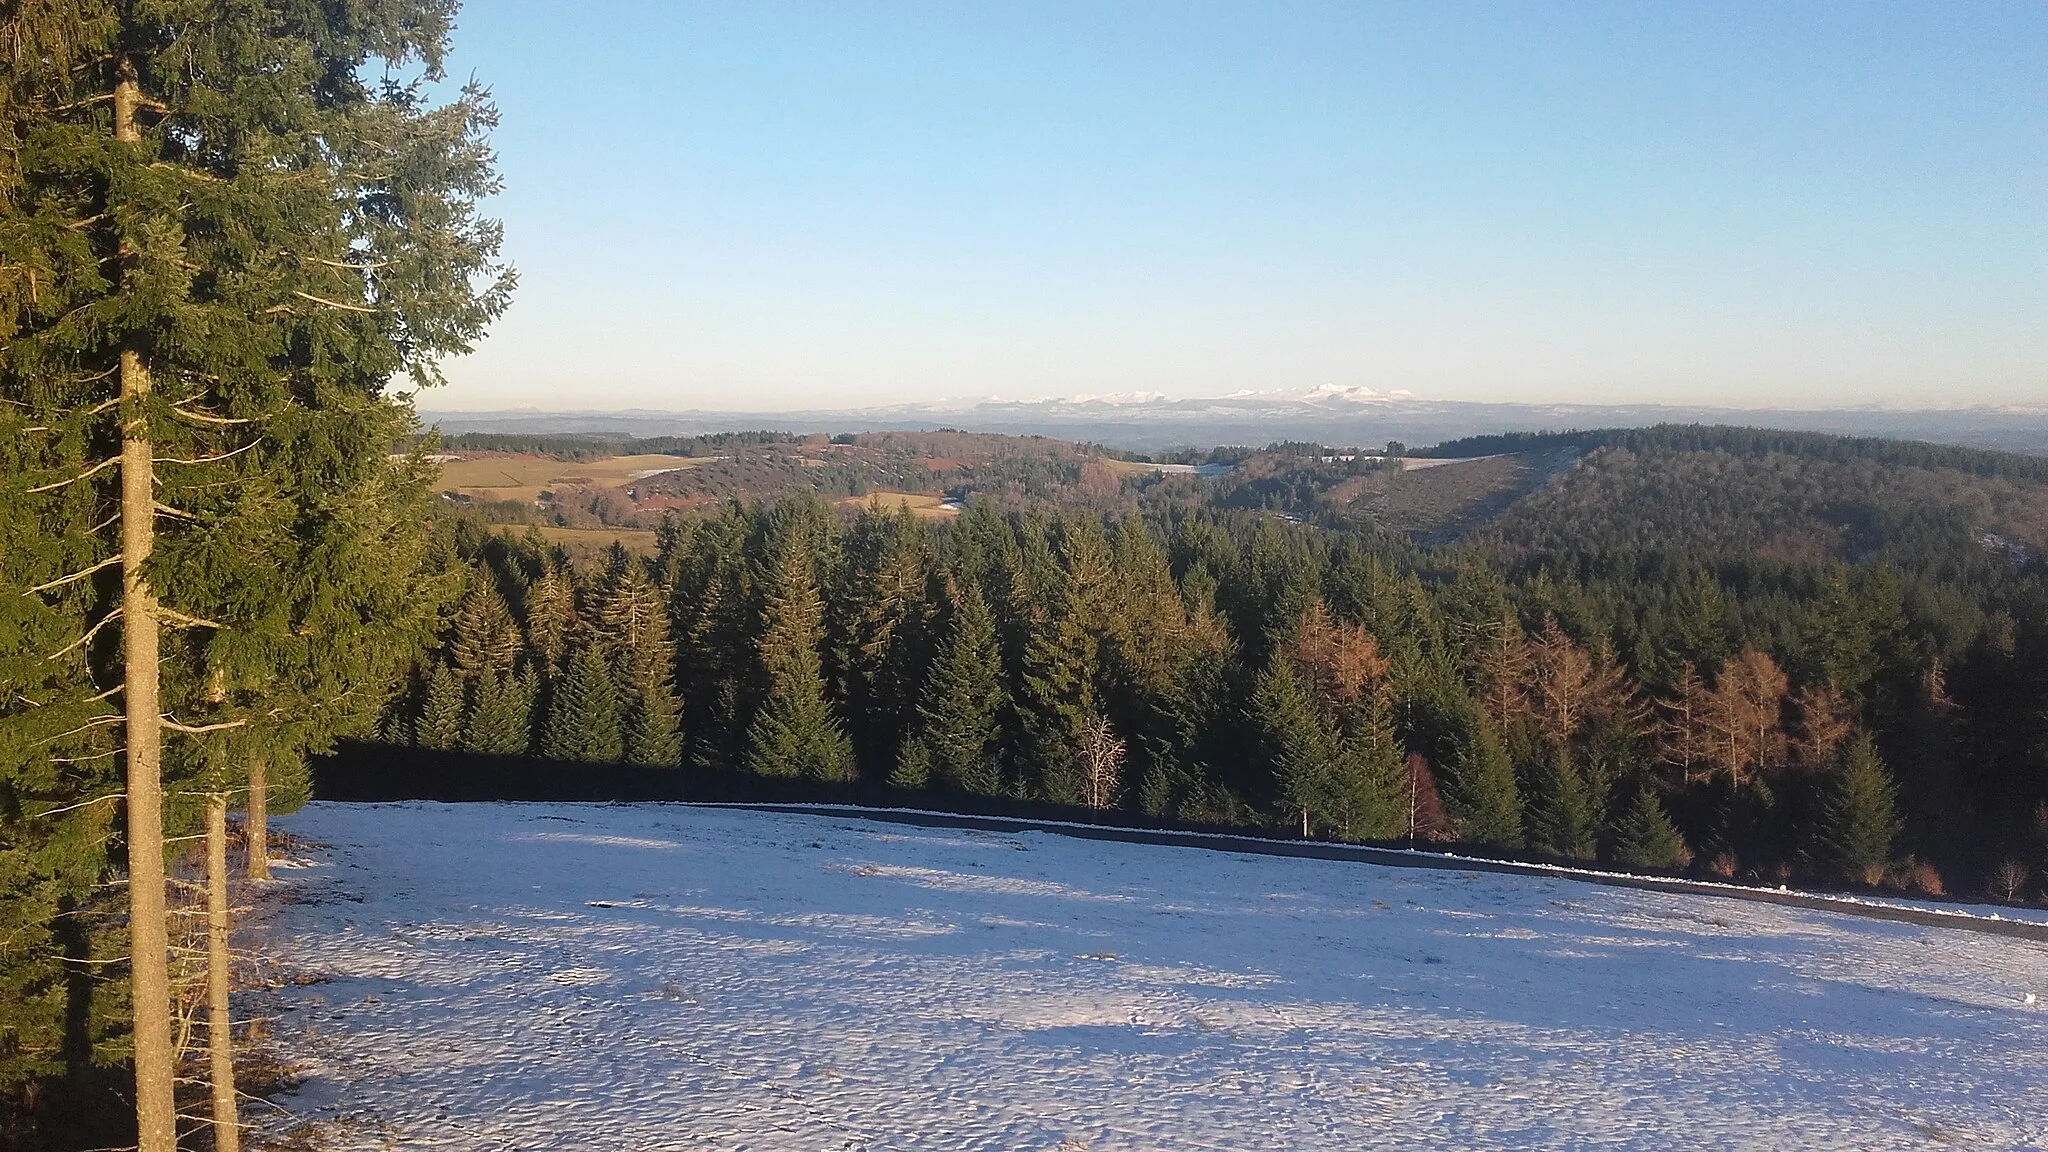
[256,802,2048,1151]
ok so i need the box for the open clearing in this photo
[834,490,959,518]
[256,802,2048,1150]
[436,453,707,503]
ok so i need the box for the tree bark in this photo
[207,795,241,1152]
[246,756,270,882]
[116,58,178,1152]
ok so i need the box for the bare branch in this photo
[154,501,198,520]
[29,792,124,818]
[156,440,259,466]
[46,606,121,661]
[26,455,120,493]
[160,716,247,735]
[291,290,378,314]
[24,553,122,594]
[157,607,224,630]
[31,714,123,746]
[169,406,255,426]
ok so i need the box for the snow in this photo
[256,802,2048,1150]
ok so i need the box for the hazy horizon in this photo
[430,2,2045,413]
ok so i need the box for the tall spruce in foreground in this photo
[1609,785,1689,871]
[901,582,1005,794]
[1817,734,1902,887]
[0,3,509,1141]
[1445,706,1523,849]
[542,647,623,763]
[748,530,852,780]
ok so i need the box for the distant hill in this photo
[421,392,2048,456]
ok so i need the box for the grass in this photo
[535,525,661,556]
[834,491,958,518]
[436,453,706,503]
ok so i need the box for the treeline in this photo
[1424,424,2048,482]
[393,499,2048,901]
[432,429,802,460]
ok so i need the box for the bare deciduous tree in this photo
[1079,715,1125,811]
[1991,859,2031,905]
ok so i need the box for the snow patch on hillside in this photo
[254,802,2048,1150]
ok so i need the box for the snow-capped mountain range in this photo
[423,387,2048,456]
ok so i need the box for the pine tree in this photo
[418,664,466,751]
[1445,706,1522,849]
[1255,663,1340,835]
[1609,785,1690,871]
[1817,734,1901,887]
[746,531,852,780]
[891,737,934,789]
[542,647,623,763]
[1524,741,1599,861]
[2,7,508,1134]
[829,503,930,777]
[449,574,521,681]
[912,582,1005,795]
[464,669,536,756]
[595,555,682,766]
[524,565,579,674]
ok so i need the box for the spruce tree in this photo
[829,503,930,777]
[464,669,535,756]
[595,554,682,766]
[1255,663,1340,835]
[1,4,508,1134]
[449,573,521,681]
[912,582,1005,795]
[417,664,466,751]
[891,737,934,789]
[1818,734,1901,887]
[1524,741,1599,861]
[746,531,852,780]
[1609,785,1690,871]
[542,647,623,763]
[525,565,579,675]
[1445,705,1523,849]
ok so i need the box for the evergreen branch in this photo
[157,440,260,466]
[25,455,121,493]
[160,716,248,734]
[46,606,122,660]
[291,290,380,313]
[24,552,122,593]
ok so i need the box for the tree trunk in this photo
[116,60,178,1152]
[246,756,270,882]
[207,795,241,1152]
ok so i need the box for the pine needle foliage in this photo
[1,0,510,1121]
[1609,785,1690,871]
[542,647,623,764]
[907,582,1005,795]
[1817,734,1902,887]
[746,530,851,780]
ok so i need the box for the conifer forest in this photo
[2,1,2046,1149]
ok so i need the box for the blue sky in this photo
[428,1,2046,412]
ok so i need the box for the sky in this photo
[424,1,2047,412]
